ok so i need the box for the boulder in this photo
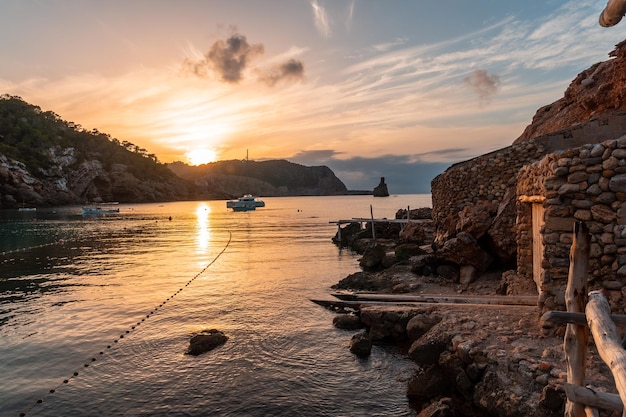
[394,243,424,261]
[333,314,364,330]
[399,222,427,244]
[407,365,450,402]
[437,232,493,273]
[349,331,372,357]
[187,329,228,356]
[408,321,454,365]
[456,203,493,239]
[359,243,387,270]
[406,312,441,341]
[410,253,438,276]
[360,306,419,341]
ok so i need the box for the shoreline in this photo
[324,217,615,416]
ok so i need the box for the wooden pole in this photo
[370,205,376,241]
[559,383,622,412]
[564,221,591,417]
[541,311,626,328]
[586,290,626,417]
[333,292,538,306]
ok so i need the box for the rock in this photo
[332,314,363,330]
[349,332,372,357]
[407,365,450,401]
[394,243,424,261]
[416,398,456,417]
[408,321,454,365]
[373,177,390,197]
[360,306,418,342]
[406,312,441,341]
[359,243,387,270]
[187,329,228,356]
[410,253,438,276]
[456,203,493,239]
[396,207,433,220]
[437,232,493,273]
[399,222,426,244]
[459,265,478,286]
[332,222,362,246]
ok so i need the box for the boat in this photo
[82,206,120,215]
[18,207,37,212]
[226,150,265,212]
[226,194,265,212]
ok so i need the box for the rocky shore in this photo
[323,209,616,417]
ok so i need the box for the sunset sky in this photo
[0,0,623,193]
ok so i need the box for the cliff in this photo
[515,39,626,143]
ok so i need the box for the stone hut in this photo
[517,136,626,314]
[431,113,626,313]
[431,39,626,313]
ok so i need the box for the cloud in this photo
[258,58,305,86]
[183,34,264,83]
[311,0,331,38]
[463,69,500,103]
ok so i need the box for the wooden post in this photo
[564,221,591,417]
[586,290,626,417]
[370,205,376,241]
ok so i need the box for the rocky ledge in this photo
[324,211,615,417]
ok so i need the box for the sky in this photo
[0,0,624,194]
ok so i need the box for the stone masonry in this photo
[517,135,626,314]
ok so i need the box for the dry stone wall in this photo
[517,136,626,314]
[432,111,626,243]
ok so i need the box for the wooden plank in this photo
[332,292,538,306]
[560,383,622,412]
[586,290,626,417]
[541,311,626,328]
[564,221,591,417]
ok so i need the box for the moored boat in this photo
[82,206,120,215]
[226,194,265,212]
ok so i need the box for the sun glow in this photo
[186,148,217,165]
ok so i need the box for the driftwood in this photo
[586,290,626,417]
[332,292,537,306]
[564,222,591,417]
[541,311,626,328]
[559,383,623,412]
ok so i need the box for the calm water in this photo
[0,195,430,417]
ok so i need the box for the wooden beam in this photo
[541,311,626,328]
[564,221,591,417]
[559,383,622,412]
[586,290,626,417]
[518,195,546,203]
[332,292,538,306]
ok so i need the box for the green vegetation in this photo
[0,94,174,181]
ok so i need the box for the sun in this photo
[186,148,217,165]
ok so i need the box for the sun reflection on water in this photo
[195,203,212,255]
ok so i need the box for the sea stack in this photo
[373,177,390,197]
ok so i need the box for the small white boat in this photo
[18,207,37,212]
[82,206,120,215]
[226,194,265,212]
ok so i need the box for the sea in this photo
[0,194,431,417]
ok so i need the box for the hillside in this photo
[0,95,349,208]
[168,159,348,198]
[514,39,626,143]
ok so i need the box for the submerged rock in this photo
[187,329,228,356]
